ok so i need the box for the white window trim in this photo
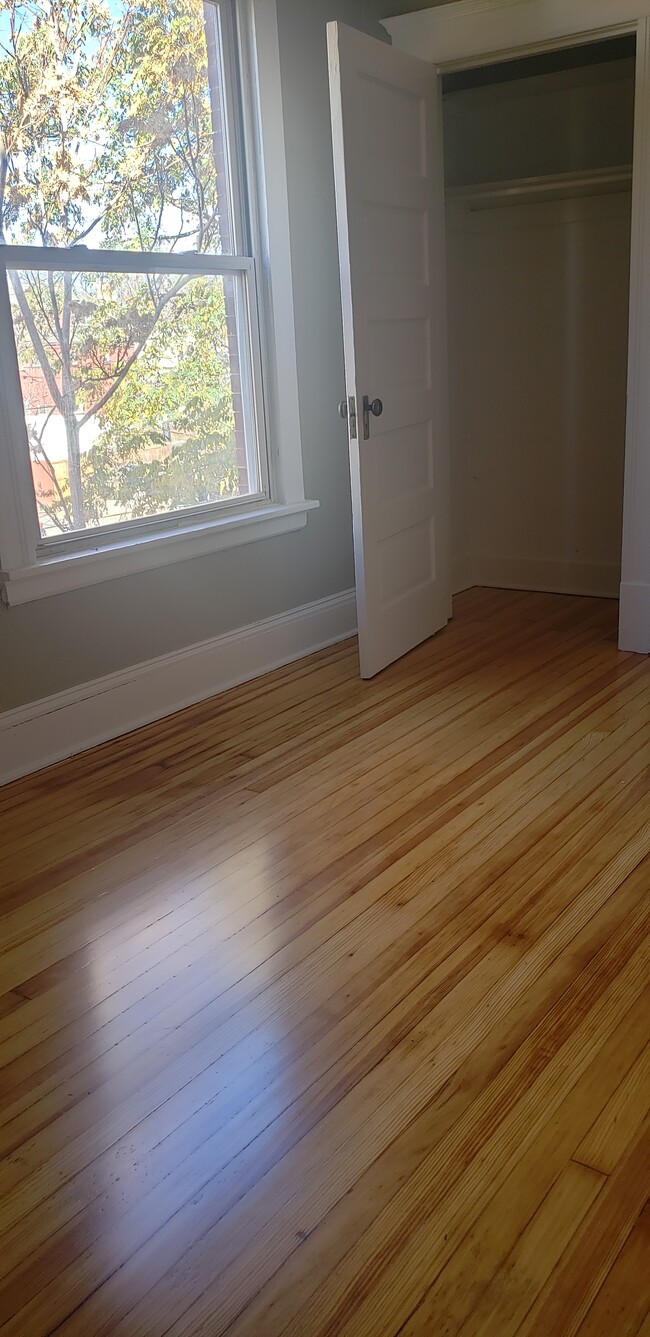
[0,0,317,607]
[1,502,317,603]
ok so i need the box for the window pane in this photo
[0,0,235,254]
[8,267,258,537]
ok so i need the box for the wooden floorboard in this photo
[0,588,648,1336]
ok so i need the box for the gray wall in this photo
[0,0,395,712]
[443,61,635,187]
[444,59,633,595]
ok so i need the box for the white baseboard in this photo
[0,588,358,786]
[473,556,621,600]
[618,581,650,653]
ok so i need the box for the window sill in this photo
[1,500,319,606]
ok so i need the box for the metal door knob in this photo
[361,394,383,439]
[338,400,348,419]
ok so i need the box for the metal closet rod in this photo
[446,165,633,208]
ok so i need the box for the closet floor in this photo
[0,588,648,1337]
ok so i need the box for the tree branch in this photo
[47,271,64,345]
[8,272,65,414]
[32,493,69,535]
[71,213,106,245]
[78,273,192,426]
[24,272,62,352]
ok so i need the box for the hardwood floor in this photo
[0,587,648,1337]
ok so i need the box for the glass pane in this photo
[8,267,258,537]
[0,0,235,254]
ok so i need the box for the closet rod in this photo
[447,165,632,209]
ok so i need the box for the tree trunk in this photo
[62,401,84,529]
[61,272,85,530]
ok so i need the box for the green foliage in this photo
[101,0,222,253]
[0,0,118,247]
[0,0,240,535]
[85,276,239,521]
[0,0,222,251]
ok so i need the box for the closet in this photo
[442,38,636,602]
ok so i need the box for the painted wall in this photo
[447,193,632,596]
[444,61,633,598]
[0,0,391,713]
[444,61,635,187]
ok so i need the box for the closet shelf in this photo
[446,165,633,209]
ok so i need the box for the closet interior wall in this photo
[444,51,636,600]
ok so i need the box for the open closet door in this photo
[328,21,451,679]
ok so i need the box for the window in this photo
[0,0,314,603]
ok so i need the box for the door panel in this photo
[328,22,451,678]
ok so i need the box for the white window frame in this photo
[0,0,316,605]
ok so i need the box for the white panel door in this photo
[328,21,451,678]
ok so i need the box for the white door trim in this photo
[385,0,650,653]
[384,2,643,67]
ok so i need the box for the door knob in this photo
[362,395,383,439]
[338,400,348,419]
